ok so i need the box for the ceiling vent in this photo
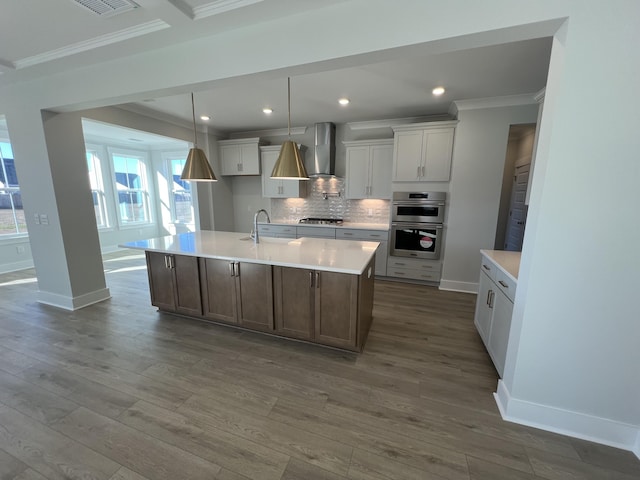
[71,0,139,17]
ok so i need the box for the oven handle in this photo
[391,223,443,229]
[392,202,446,207]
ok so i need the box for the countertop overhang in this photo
[121,231,379,275]
[480,249,520,282]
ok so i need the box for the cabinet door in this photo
[146,251,176,311]
[220,145,241,176]
[314,271,358,349]
[345,146,370,199]
[423,128,454,181]
[393,130,423,181]
[474,271,493,346]
[200,258,238,323]
[172,254,202,316]
[369,144,393,199]
[261,149,281,197]
[273,267,314,340]
[488,289,514,378]
[239,143,260,175]
[236,262,274,332]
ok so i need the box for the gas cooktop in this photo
[298,217,344,225]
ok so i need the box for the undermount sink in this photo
[239,236,292,244]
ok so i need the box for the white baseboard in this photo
[439,279,478,294]
[37,287,111,311]
[495,380,640,459]
[0,259,35,274]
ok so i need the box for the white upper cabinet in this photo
[219,137,265,176]
[391,121,457,182]
[344,139,393,199]
[261,145,308,198]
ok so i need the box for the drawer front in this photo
[495,268,517,302]
[386,266,441,282]
[296,226,336,238]
[387,257,441,273]
[336,229,389,241]
[258,225,296,236]
[479,255,498,282]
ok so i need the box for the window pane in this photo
[112,152,149,225]
[0,190,25,235]
[170,158,193,223]
[87,151,108,228]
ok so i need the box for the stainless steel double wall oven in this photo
[390,192,446,260]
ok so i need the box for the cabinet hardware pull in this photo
[498,280,508,288]
[417,166,421,178]
[164,255,169,269]
[315,271,320,288]
[309,271,313,288]
[488,290,495,308]
[229,262,234,277]
[421,166,425,177]
[486,289,491,306]
[234,262,239,277]
[482,264,490,271]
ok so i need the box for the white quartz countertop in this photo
[263,221,390,231]
[121,231,379,275]
[480,249,521,281]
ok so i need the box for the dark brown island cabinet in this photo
[144,250,375,352]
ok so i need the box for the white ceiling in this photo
[0,0,552,140]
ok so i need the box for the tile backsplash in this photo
[270,177,390,224]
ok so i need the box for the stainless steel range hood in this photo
[306,122,336,177]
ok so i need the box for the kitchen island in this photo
[122,231,378,351]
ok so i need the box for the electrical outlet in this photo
[34,214,40,225]
[367,208,373,216]
[40,214,49,225]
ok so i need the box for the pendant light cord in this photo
[191,92,198,148]
[287,77,291,138]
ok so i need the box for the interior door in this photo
[504,164,529,251]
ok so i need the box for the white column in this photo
[6,108,109,309]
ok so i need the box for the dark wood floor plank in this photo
[467,456,543,479]
[349,447,449,479]
[0,369,78,425]
[0,346,46,375]
[51,407,223,480]
[18,362,138,419]
[0,448,29,479]
[118,400,289,480]
[177,399,353,477]
[526,447,640,480]
[0,404,120,480]
[281,457,349,480]
[269,398,470,480]
[108,467,151,480]
[569,437,640,477]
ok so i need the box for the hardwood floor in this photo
[0,250,638,480]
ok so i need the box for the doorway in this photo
[495,124,536,251]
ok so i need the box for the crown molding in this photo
[452,93,538,112]
[534,87,546,103]
[347,114,453,131]
[228,126,307,138]
[169,0,264,20]
[14,20,169,69]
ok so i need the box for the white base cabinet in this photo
[336,229,389,276]
[473,253,517,377]
[386,257,441,283]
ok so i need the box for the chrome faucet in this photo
[251,209,270,244]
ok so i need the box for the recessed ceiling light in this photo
[200,115,210,121]
[263,107,273,114]
[432,86,446,96]
[338,98,350,106]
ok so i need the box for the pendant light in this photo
[180,92,217,181]
[271,77,309,179]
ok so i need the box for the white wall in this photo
[1,0,638,454]
[440,103,538,293]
